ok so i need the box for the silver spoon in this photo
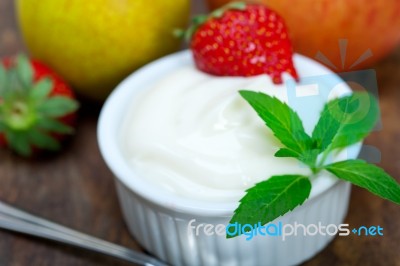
[0,201,168,266]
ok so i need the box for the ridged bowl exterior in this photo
[115,179,351,266]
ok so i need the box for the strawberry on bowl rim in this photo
[178,1,299,84]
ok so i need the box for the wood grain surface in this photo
[0,0,399,265]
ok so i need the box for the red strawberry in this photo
[0,54,79,157]
[186,2,298,84]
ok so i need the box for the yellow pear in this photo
[17,0,190,100]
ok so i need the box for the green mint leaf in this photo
[298,149,321,168]
[37,96,79,117]
[325,160,400,204]
[28,130,60,151]
[36,118,74,134]
[240,90,314,165]
[313,92,379,153]
[228,174,311,238]
[15,54,33,89]
[314,92,379,152]
[274,148,299,158]
[30,78,53,102]
[274,148,319,171]
[312,97,343,152]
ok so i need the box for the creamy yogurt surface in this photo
[120,66,324,203]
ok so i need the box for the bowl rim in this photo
[97,50,360,216]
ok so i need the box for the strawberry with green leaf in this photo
[178,2,298,84]
[0,54,79,157]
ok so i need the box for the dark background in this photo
[0,0,399,265]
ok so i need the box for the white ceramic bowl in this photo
[98,50,360,266]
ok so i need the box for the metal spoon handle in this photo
[0,202,167,266]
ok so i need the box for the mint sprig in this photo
[229,90,400,238]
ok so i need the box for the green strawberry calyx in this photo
[0,54,79,156]
[174,1,247,42]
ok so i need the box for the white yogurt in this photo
[120,66,317,202]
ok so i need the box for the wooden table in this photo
[0,0,399,265]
